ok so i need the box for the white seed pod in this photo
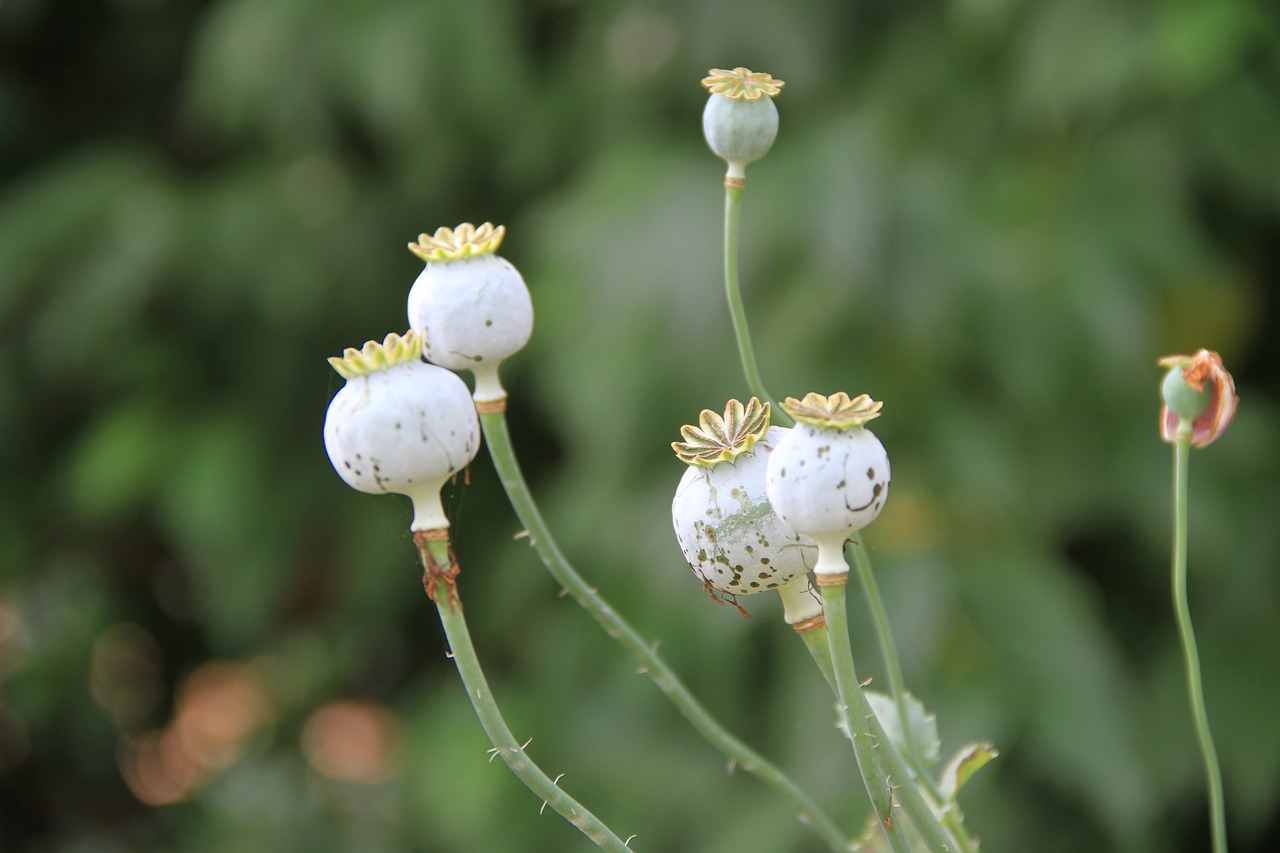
[671,400,816,608]
[701,67,784,181]
[323,331,480,532]
[765,393,891,575]
[407,223,533,403]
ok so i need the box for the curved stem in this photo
[849,542,974,851]
[1171,426,1228,853]
[479,410,850,852]
[418,537,632,852]
[849,542,931,777]
[723,184,785,421]
[820,575,957,853]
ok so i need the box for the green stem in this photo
[1171,425,1228,853]
[848,541,937,789]
[819,577,913,853]
[479,409,850,853]
[821,576,958,853]
[419,537,631,852]
[796,622,838,695]
[723,184,784,421]
[849,540,976,850]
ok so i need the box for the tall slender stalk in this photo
[478,408,851,853]
[819,576,956,853]
[418,536,632,852]
[850,541,975,852]
[1170,423,1228,853]
[723,184,783,421]
[848,541,936,789]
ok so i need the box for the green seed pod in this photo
[701,67,784,182]
[1158,349,1237,448]
[324,331,480,532]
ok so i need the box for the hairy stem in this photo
[480,409,850,852]
[820,575,957,853]
[419,536,632,851]
[849,539,974,850]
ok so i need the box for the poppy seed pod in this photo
[1158,349,1238,448]
[324,331,480,532]
[765,393,890,575]
[407,223,533,403]
[671,398,818,618]
[701,67,784,182]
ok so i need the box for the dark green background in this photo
[3,0,1278,850]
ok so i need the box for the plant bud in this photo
[1158,349,1238,448]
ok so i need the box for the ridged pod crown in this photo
[701,67,785,100]
[408,222,506,262]
[672,398,771,467]
[327,331,423,379]
[779,392,882,430]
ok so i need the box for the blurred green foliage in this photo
[2,0,1279,850]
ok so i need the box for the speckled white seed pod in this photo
[323,331,480,532]
[765,393,890,575]
[407,223,533,403]
[671,399,817,613]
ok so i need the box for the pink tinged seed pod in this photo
[407,223,533,404]
[1158,349,1238,448]
[671,398,819,620]
[765,393,890,576]
[323,331,481,532]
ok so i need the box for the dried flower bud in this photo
[701,67,784,183]
[1158,350,1238,448]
